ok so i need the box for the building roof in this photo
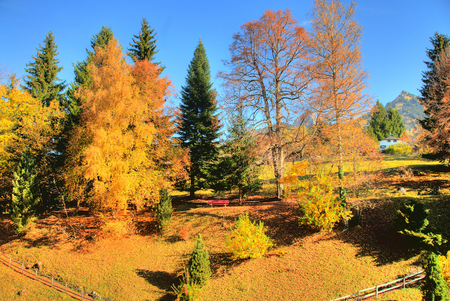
[381,135,400,141]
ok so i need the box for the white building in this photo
[379,135,400,152]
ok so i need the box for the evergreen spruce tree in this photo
[128,18,163,69]
[422,252,450,301]
[154,189,173,232]
[213,109,262,204]
[386,106,405,138]
[178,40,220,198]
[188,234,212,287]
[419,32,450,133]
[11,149,41,234]
[65,26,114,127]
[367,100,389,140]
[22,32,66,107]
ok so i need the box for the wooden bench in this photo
[207,200,229,207]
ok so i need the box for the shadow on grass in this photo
[136,269,178,301]
[334,196,450,266]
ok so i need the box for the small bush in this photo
[172,269,199,301]
[188,235,211,287]
[298,171,352,232]
[225,212,274,260]
[438,251,450,288]
[384,143,413,154]
[154,189,173,232]
[422,252,450,301]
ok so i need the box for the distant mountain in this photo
[384,91,425,132]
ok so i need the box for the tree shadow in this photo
[136,269,178,301]
[334,198,425,266]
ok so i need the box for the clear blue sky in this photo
[1,0,449,107]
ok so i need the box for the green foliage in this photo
[212,110,262,202]
[154,189,173,232]
[11,149,41,234]
[225,212,274,259]
[128,18,162,69]
[367,100,405,140]
[395,199,446,249]
[422,252,450,301]
[419,32,450,133]
[22,31,66,107]
[385,143,413,154]
[172,269,199,301]
[178,40,220,197]
[298,170,352,232]
[188,234,212,287]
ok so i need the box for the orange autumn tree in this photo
[65,39,186,212]
[308,0,371,209]
[219,9,315,200]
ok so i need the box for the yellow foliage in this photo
[66,39,187,212]
[438,252,450,287]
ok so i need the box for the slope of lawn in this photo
[1,154,447,301]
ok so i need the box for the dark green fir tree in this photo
[188,234,212,287]
[367,100,389,140]
[11,149,41,234]
[128,18,163,69]
[419,32,450,133]
[178,40,220,198]
[213,109,262,204]
[422,252,450,301]
[386,106,405,138]
[22,32,66,107]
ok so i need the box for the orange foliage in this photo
[65,39,187,211]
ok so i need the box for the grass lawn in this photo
[0,154,447,300]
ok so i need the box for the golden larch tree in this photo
[66,39,186,212]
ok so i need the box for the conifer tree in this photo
[367,100,389,140]
[188,234,212,287]
[422,252,450,301]
[11,149,41,234]
[128,18,163,69]
[419,32,450,133]
[154,188,173,232]
[386,106,405,138]
[178,40,220,198]
[22,32,66,107]
[213,109,262,204]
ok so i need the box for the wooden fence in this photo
[0,251,113,301]
[331,270,425,301]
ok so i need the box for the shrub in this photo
[395,199,446,249]
[438,251,450,288]
[422,252,450,301]
[101,219,132,238]
[384,143,413,154]
[188,234,211,287]
[298,170,352,232]
[154,189,173,232]
[172,269,199,301]
[11,149,41,234]
[225,212,274,260]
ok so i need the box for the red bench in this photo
[207,200,229,207]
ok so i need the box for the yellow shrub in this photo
[101,219,132,238]
[225,212,274,260]
[438,251,450,287]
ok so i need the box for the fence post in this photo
[35,269,38,280]
[65,283,67,293]
[403,276,406,289]
[22,263,24,274]
[81,288,84,300]
[376,285,378,298]
[51,277,53,288]
[9,257,11,268]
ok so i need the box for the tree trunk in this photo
[272,145,285,200]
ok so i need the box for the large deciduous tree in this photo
[178,40,220,198]
[22,32,66,107]
[219,9,312,200]
[65,39,185,211]
[308,0,370,205]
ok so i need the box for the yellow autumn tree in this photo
[65,39,186,212]
[0,77,64,200]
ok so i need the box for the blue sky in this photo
[0,0,449,107]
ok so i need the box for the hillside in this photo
[385,91,425,132]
